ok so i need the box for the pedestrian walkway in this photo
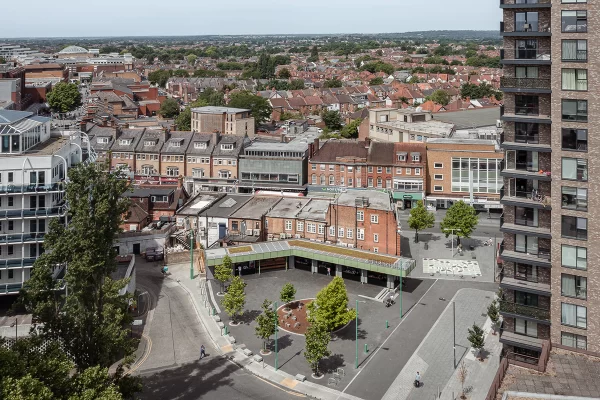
[168,263,366,400]
[381,288,497,400]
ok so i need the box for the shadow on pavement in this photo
[336,318,367,341]
[238,309,261,325]
[321,353,345,374]
[402,278,424,294]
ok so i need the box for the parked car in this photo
[145,247,164,261]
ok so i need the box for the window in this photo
[515,39,539,60]
[340,176,345,186]
[386,179,392,189]
[8,221,13,231]
[562,332,586,351]
[119,139,132,145]
[370,214,379,224]
[97,137,109,144]
[329,164,334,171]
[434,174,443,180]
[329,175,335,185]
[221,144,234,150]
[307,223,316,233]
[373,233,379,243]
[434,185,443,192]
[561,187,587,211]
[562,158,587,181]
[562,245,586,270]
[373,247,379,253]
[386,167,391,174]
[218,170,230,179]
[368,178,373,187]
[8,172,13,183]
[561,303,587,329]
[515,318,538,338]
[515,11,539,32]
[320,175,325,185]
[311,175,317,184]
[356,178,361,187]
[562,216,587,240]
[340,165,345,172]
[347,229,353,239]
[434,162,443,169]
[562,69,587,91]
[7,245,13,255]
[192,168,204,178]
[412,154,420,162]
[318,225,325,235]
[368,166,373,173]
[297,221,304,232]
[357,229,365,240]
[562,10,587,32]
[166,167,179,177]
[8,197,13,207]
[376,177,382,188]
[320,164,325,171]
[194,142,207,149]
[357,211,364,221]
[415,168,421,175]
[348,178,353,187]
[311,164,316,170]
[338,227,344,238]
[329,226,335,237]
[562,0,587,3]
[377,166,383,173]
[356,166,361,172]
[562,274,587,299]
[396,167,402,174]
[8,269,13,279]
[562,40,587,61]
[405,168,411,175]
[285,220,292,231]
[515,66,539,79]
[397,154,406,161]
[562,128,587,151]
[562,99,587,122]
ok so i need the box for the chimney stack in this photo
[212,129,220,145]
[313,138,319,157]
[364,137,371,149]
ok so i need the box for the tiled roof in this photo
[310,140,368,163]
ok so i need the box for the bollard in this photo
[364,344,368,353]
[224,326,229,335]
[212,307,216,316]
[386,320,389,329]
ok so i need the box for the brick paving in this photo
[498,349,600,399]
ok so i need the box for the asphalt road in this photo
[134,259,307,400]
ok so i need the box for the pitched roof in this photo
[310,140,368,163]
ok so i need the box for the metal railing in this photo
[502,350,540,365]
[499,300,550,321]
[0,233,45,244]
[0,183,66,194]
[501,0,551,4]
[0,282,24,295]
[0,258,36,268]
[0,207,66,219]
[511,247,551,261]
[500,77,551,90]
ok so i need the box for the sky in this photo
[0,0,500,38]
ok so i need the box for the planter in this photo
[216,292,225,297]
[311,372,324,380]
[228,321,241,327]
[260,349,272,356]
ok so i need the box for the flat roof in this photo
[427,138,498,146]
[5,136,70,157]
[203,239,415,277]
[336,190,392,212]
[266,197,312,219]
[432,108,501,130]
[376,119,453,137]
[190,106,250,114]
[176,192,225,216]
[123,188,174,198]
[297,199,330,222]
[230,196,281,219]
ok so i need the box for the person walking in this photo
[327,267,331,276]
[415,371,421,387]
[200,345,206,359]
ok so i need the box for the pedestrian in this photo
[415,371,421,387]
[238,266,242,276]
[327,267,331,276]
[200,344,206,359]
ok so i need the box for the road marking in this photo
[280,377,298,389]
[337,279,439,399]
[126,333,152,375]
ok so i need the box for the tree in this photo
[158,53,171,64]
[158,98,180,118]
[278,68,291,79]
[408,200,435,243]
[175,107,192,131]
[46,82,82,113]
[303,320,331,376]
[0,56,6,64]
[19,160,141,396]
[467,324,485,361]
[223,275,246,324]
[289,79,305,90]
[440,200,479,246]
[172,69,189,78]
[148,69,172,87]
[307,46,319,63]
[255,299,277,351]
[458,360,468,399]
[321,110,342,131]
[428,89,451,106]
[280,283,296,304]
[307,277,356,332]
[324,78,342,88]
[228,91,272,127]
[487,300,500,335]
[369,77,384,85]
[186,54,197,65]
[339,118,361,139]
[214,255,233,294]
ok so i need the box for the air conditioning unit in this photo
[340,242,348,247]
[245,229,253,236]
[279,233,286,239]
[316,239,323,243]
[348,244,355,248]
[286,233,293,239]
[267,234,274,240]
[325,240,332,244]
[253,229,260,236]
[294,234,302,239]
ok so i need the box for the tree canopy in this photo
[158,98,180,118]
[321,110,342,131]
[278,68,291,79]
[147,69,172,87]
[307,277,356,332]
[440,201,479,245]
[460,82,502,100]
[339,118,361,139]
[407,201,435,242]
[255,299,277,350]
[214,255,233,294]
[369,77,384,85]
[280,283,296,304]
[223,276,246,323]
[304,320,331,376]
[323,78,342,88]
[47,82,82,113]
[228,91,272,126]
[428,89,451,106]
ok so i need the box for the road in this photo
[134,259,307,400]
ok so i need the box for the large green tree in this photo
[148,70,172,87]
[158,98,180,118]
[340,118,362,139]
[280,283,296,304]
[19,160,140,395]
[324,78,342,88]
[175,107,192,131]
[407,200,435,243]
[228,91,272,126]
[214,255,233,294]
[307,277,356,332]
[304,320,331,376]
[186,54,197,65]
[440,200,479,246]
[428,89,451,106]
[254,299,277,351]
[289,79,305,90]
[223,276,246,324]
[47,82,82,113]
[307,46,319,63]
[369,77,384,85]
[278,68,291,79]
[321,110,342,131]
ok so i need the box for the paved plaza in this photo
[422,258,482,277]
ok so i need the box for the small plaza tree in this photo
[487,300,500,335]
[458,360,468,399]
[214,255,233,294]
[304,320,331,377]
[440,201,479,246]
[280,283,296,305]
[407,200,435,243]
[223,276,246,324]
[467,324,485,361]
[255,299,277,352]
[308,277,356,332]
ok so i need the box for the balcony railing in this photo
[0,233,45,244]
[500,77,551,90]
[499,300,550,321]
[513,247,551,260]
[0,207,66,219]
[514,134,540,144]
[515,217,537,227]
[0,282,24,295]
[0,258,36,268]
[0,183,66,194]
[502,350,540,366]
[501,0,551,5]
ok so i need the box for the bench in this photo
[295,374,306,382]
[253,354,263,363]
[217,322,225,329]
[213,315,221,322]
[228,336,236,344]
[294,322,301,328]
[242,348,253,357]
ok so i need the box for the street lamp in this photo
[10,318,17,341]
[446,228,462,257]
[355,300,366,369]
[274,301,279,371]
[185,217,194,280]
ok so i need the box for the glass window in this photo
[562,0,587,3]
[562,128,587,151]
[356,211,364,221]
[561,303,587,329]
[434,163,443,169]
[562,10,587,33]
[297,221,304,232]
[515,122,539,143]
[515,39,539,60]
[562,99,587,122]
[515,318,538,338]
[329,226,335,237]
[562,245,586,270]
[561,332,587,351]
[370,214,379,223]
[561,215,587,240]
[434,185,443,192]
[562,69,587,91]
[561,274,587,299]
[562,40,587,61]
[515,12,539,32]
[561,187,587,211]
[285,220,292,231]
[561,158,587,181]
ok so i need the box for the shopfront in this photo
[392,192,423,210]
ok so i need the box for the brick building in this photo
[190,106,255,138]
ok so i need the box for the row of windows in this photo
[312,159,421,172]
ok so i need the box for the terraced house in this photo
[498,0,598,365]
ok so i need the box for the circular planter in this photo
[260,349,272,356]
[311,373,324,380]
[228,321,241,327]
[282,307,292,313]
[216,292,225,297]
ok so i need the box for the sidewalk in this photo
[168,263,366,400]
[381,288,497,400]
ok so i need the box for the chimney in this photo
[79,121,87,132]
[364,137,371,149]
[115,125,123,139]
[177,176,183,189]
[313,138,319,157]
[308,143,314,159]
[212,129,220,145]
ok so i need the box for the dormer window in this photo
[412,153,421,162]
[119,139,132,146]
[397,154,406,161]
[221,144,234,150]
[144,140,156,146]
[194,142,207,149]
[171,141,181,147]
[97,137,109,144]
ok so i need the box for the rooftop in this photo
[266,197,312,219]
[336,189,392,212]
[433,107,501,130]
[0,109,32,124]
[176,192,225,216]
[375,119,454,137]
[58,45,88,54]
[296,199,330,222]
[229,196,282,220]
[123,188,174,198]
[6,136,70,157]
[197,194,253,218]
[190,106,250,114]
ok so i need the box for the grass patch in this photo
[288,240,397,264]
[227,246,253,254]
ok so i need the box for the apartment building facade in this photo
[190,106,255,138]
[498,0,598,362]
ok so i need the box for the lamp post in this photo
[190,228,194,280]
[274,301,279,371]
[355,300,366,368]
[10,318,17,341]
[447,228,461,257]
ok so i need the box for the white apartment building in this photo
[0,110,92,295]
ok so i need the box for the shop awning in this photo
[392,192,423,201]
